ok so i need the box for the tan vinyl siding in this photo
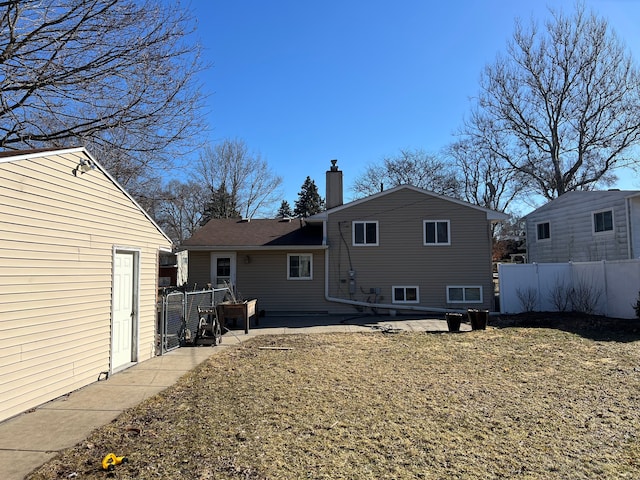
[186,249,336,313]
[0,150,171,422]
[183,188,497,314]
[235,249,334,313]
[186,250,212,287]
[325,188,494,310]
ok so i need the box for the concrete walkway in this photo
[1,314,463,480]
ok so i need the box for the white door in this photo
[112,251,136,370]
[211,253,236,288]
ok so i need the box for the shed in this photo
[0,147,172,423]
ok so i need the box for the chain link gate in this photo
[157,288,230,355]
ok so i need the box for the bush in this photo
[570,277,602,315]
[516,286,538,312]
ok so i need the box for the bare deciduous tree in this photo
[196,138,283,220]
[464,4,640,200]
[447,138,527,236]
[447,139,524,214]
[152,180,207,245]
[0,0,206,193]
[351,148,460,199]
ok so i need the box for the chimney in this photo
[326,159,343,209]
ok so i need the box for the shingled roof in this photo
[181,218,323,248]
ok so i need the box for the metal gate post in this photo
[159,294,166,355]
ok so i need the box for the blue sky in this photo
[189,1,640,212]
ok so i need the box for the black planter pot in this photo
[445,313,463,332]
[467,309,489,330]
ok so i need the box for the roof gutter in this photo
[178,245,328,252]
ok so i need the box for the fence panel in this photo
[499,264,543,313]
[156,291,186,355]
[571,262,607,315]
[537,263,573,312]
[603,260,640,319]
[157,288,230,355]
[499,259,640,319]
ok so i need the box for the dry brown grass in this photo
[27,326,640,479]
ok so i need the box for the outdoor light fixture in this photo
[72,158,95,176]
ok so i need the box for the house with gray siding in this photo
[181,161,507,315]
[524,190,640,263]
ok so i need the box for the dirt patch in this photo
[27,325,640,479]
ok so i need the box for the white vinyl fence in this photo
[499,259,640,319]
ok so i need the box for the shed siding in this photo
[526,193,632,263]
[0,151,170,422]
[325,188,494,310]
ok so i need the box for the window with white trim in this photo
[424,220,450,245]
[353,221,378,246]
[393,286,419,304]
[593,210,613,234]
[287,253,312,280]
[536,221,550,241]
[447,286,483,303]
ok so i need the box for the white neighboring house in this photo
[524,190,640,263]
[0,147,172,423]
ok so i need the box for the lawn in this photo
[27,323,640,479]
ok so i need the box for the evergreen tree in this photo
[200,182,241,225]
[294,177,324,217]
[277,200,294,218]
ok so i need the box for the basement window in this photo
[447,286,483,303]
[393,286,419,304]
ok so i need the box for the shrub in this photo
[548,276,572,312]
[516,286,538,312]
[570,276,602,315]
